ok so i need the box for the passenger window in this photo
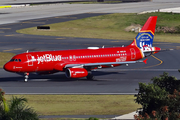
[19,59,22,62]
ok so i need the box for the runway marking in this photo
[3,49,14,52]
[26,42,33,44]
[55,17,77,19]
[111,41,120,42]
[110,41,127,43]
[14,48,22,51]
[144,55,163,68]
[21,22,46,24]
[95,69,178,72]
[61,43,68,45]
[175,46,180,50]
[56,38,66,39]
[110,55,163,71]
[3,48,22,52]
[85,44,91,45]
[36,42,44,44]
[21,16,77,25]
[0,5,11,9]
[133,55,163,70]
[0,42,10,43]
[153,43,172,44]
[0,28,11,29]
[4,34,24,37]
[5,34,14,36]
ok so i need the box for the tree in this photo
[0,88,39,120]
[152,72,180,94]
[135,82,168,114]
[134,72,180,120]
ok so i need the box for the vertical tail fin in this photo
[130,16,157,49]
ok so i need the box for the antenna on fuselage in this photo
[26,50,29,53]
[102,45,104,48]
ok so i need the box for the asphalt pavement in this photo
[0,0,180,25]
[1,13,180,95]
[1,0,180,119]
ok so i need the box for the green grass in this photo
[5,95,141,116]
[17,12,180,43]
[0,52,15,68]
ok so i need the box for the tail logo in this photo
[135,31,154,50]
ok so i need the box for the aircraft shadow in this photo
[0,71,125,82]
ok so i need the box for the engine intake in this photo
[65,68,88,78]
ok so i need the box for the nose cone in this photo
[3,62,14,72]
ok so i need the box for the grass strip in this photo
[5,95,141,116]
[17,12,180,43]
[0,52,15,68]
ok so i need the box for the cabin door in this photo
[26,54,33,66]
[130,48,136,60]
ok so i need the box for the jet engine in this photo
[65,68,88,78]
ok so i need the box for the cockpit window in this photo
[14,59,18,62]
[10,59,22,62]
[10,59,15,62]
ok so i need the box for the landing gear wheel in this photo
[24,73,29,82]
[86,73,94,80]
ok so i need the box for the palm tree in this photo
[0,89,39,120]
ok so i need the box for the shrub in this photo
[88,117,99,120]
[134,72,180,120]
[0,88,39,120]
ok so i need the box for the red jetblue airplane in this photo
[4,16,161,82]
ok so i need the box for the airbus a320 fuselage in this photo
[4,16,161,81]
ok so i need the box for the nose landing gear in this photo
[24,73,29,82]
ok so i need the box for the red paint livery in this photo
[141,16,157,34]
[4,16,161,81]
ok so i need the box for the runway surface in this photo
[0,0,180,25]
[1,0,180,5]
[0,0,85,5]
[0,13,180,94]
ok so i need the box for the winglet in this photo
[143,58,148,64]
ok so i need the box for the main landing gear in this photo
[24,72,29,82]
[86,71,94,80]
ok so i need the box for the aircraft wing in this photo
[64,59,147,68]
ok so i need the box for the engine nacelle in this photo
[65,68,88,78]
